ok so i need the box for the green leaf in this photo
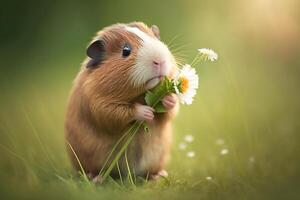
[154,101,167,113]
[144,77,173,107]
[145,91,155,106]
[143,123,149,133]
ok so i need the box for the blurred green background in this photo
[0,0,300,199]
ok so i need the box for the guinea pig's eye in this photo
[122,44,131,57]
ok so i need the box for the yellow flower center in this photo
[179,76,189,93]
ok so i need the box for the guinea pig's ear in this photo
[86,39,105,68]
[151,25,160,40]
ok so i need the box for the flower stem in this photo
[99,123,137,176]
[101,121,142,181]
[190,52,199,66]
[125,149,135,186]
[100,79,172,182]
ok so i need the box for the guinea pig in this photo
[65,22,179,182]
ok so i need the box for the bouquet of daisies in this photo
[99,48,218,181]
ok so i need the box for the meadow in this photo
[0,0,299,199]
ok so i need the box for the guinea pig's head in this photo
[84,22,176,99]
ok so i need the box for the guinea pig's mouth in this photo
[146,75,164,84]
[145,75,164,90]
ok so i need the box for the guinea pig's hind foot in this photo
[86,173,104,185]
[92,174,104,185]
[149,170,168,180]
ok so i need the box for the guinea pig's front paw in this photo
[162,93,177,110]
[134,104,155,122]
[150,170,168,180]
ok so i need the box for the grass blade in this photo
[67,141,91,185]
[125,149,135,186]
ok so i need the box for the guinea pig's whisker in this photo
[173,53,188,61]
[172,54,186,62]
[172,50,189,57]
[166,34,182,47]
[172,48,189,66]
[176,62,185,68]
[167,39,186,49]
[169,45,185,54]
[170,44,188,54]
[170,50,189,61]
[175,54,189,61]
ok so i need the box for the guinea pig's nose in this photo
[152,60,166,68]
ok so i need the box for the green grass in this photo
[0,0,300,198]
[0,55,299,200]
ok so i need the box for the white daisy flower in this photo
[178,142,187,150]
[184,135,194,143]
[174,64,199,105]
[220,148,229,155]
[186,151,195,158]
[215,138,225,145]
[206,176,212,180]
[249,156,255,163]
[198,48,218,61]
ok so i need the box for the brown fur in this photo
[65,22,178,178]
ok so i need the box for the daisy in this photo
[215,138,225,145]
[186,151,195,158]
[249,156,255,163]
[184,135,194,143]
[174,64,199,105]
[198,48,218,61]
[178,142,187,150]
[220,148,229,155]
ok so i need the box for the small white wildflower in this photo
[249,156,255,163]
[206,176,212,180]
[178,142,187,150]
[186,151,195,158]
[220,148,229,155]
[184,135,194,143]
[198,48,218,61]
[215,138,225,145]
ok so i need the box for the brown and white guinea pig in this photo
[65,22,179,181]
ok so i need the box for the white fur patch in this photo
[125,26,173,88]
[125,26,152,43]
